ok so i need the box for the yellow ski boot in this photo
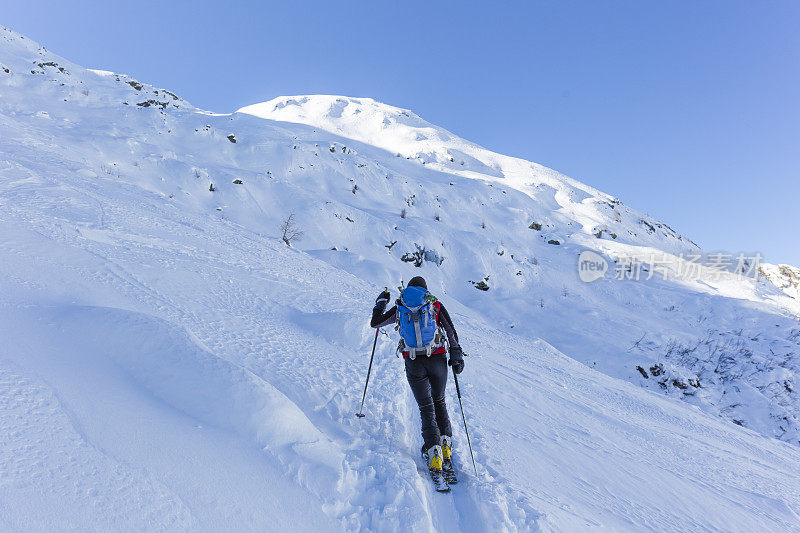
[422,444,450,492]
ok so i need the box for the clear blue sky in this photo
[4,1,799,265]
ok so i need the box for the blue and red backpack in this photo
[396,285,446,358]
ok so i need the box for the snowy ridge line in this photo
[239,95,605,199]
[0,24,192,112]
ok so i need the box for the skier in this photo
[370,276,464,490]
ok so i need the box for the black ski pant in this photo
[404,353,452,450]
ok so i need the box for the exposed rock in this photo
[471,280,490,291]
[136,100,169,109]
[759,263,800,299]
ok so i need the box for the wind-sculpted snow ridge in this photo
[2,25,800,530]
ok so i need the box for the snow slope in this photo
[2,25,800,531]
[239,95,800,446]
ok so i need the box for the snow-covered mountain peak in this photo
[239,93,506,187]
[240,94,452,148]
[240,94,591,196]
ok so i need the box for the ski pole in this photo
[453,372,478,477]
[356,328,380,418]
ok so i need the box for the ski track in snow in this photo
[2,25,800,531]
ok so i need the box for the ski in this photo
[429,467,451,493]
[442,458,458,485]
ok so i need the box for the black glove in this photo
[448,346,464,374]
[375,289,390,309]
